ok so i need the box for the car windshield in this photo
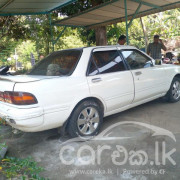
[28,49,82,76]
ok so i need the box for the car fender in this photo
[163,65,180,90]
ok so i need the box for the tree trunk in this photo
[91,0,107,46]
[45,37,50,56]
[95,26,107,46]
[140,17,149,51]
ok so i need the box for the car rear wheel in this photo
[166,77,180,103]
[67,100,103,138]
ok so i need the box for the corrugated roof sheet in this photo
[0,0,76,16]
[54,0,180,28]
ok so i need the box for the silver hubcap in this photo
[172,81,180,100]
[77,107,100,135]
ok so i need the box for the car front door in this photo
[120,49,167,103]
[86,47,134,114]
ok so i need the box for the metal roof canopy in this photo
[54,0,180,29]
[0,0,76,16]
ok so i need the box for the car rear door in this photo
[120,49,167,103]
[86,47,134,114]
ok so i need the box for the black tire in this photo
[67,100,103,138]
[166,77,180,103]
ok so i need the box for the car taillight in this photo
[0,91,38,105]
[0,91,5,102]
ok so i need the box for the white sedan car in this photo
[0,46,180,137]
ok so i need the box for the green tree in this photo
[59,0,109,45]
[0,16,30,65]
[24,15,86,57]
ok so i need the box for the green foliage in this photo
[0,119,7,160]
[0,14,88,68]
[24,15,53,56]
[0,157,47,180]
[55,28,86,49]
[143,9,180,39]
[58,0,110,46]
[0,5,179,68]
[59,0,109,16]
[107,23,126,45]
[106,8,180,49]
[77,28,96,46]
[23,15,86,56]
[0,119,5,147]
[0,16,30,65]
[14,41,38,69]
[0,138,6,153]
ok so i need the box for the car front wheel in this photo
[166,77,180,103]
[67,100,103,138]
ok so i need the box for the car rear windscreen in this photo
[28,49,82,76]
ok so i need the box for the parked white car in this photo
[0,46,180,137]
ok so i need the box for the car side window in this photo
[121,50,153,70]
[88,50,126,76]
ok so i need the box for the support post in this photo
[128,2,142,28]
[124,0,129,45]
[53,27,67,46]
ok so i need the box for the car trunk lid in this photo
[0,77,15,91]
[0,75,59,91]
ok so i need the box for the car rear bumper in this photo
[0,103,70,132]
[0,103,44,131]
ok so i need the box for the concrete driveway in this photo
[1,98,180,180]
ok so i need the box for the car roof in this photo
[83,45,137,51]
[52,45,137,54]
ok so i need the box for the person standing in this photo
[118,35,126,45]
[147,35,167,59]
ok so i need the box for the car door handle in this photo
[91,78,102,83]
[135,71,142,76]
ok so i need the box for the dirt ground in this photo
[1,98,180,180]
